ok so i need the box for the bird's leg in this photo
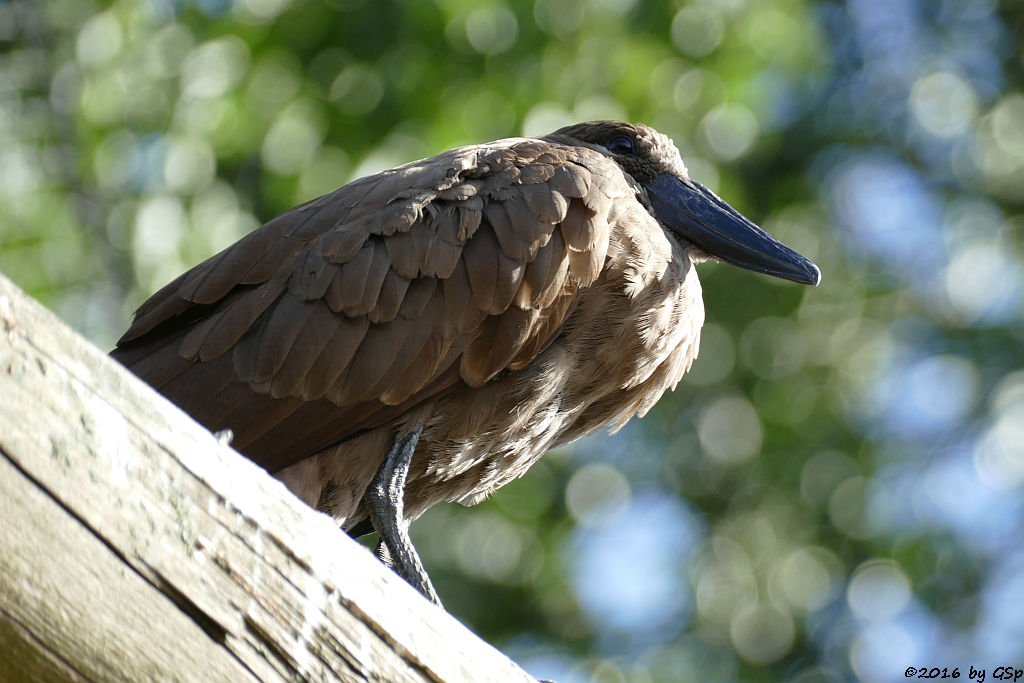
[365,418,441,605]
[374,537,393,568]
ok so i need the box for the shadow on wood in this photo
[0,272,537,682]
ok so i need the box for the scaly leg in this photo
[365,418,441,605]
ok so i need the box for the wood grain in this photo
[0,272,537,683]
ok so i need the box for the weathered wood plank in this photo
[0,451,257,682]
[0,272,538,683]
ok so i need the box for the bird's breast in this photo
[403,219,704,514]
[281,202,706,527]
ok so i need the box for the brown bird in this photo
[112,121,820,604]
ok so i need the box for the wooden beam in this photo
[0,273,538,683]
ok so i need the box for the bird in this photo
[112,121,820,604]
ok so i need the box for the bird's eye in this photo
[605,135,636,155]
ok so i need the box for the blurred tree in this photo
[2,0,1022,681]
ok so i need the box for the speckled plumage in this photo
[113,122,707,531]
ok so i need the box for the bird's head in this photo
[549,121,821,286]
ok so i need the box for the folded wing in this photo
[113,138,629,471]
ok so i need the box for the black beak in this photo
[646,174,821,286]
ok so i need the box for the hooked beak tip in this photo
[784,258,821,286]
[808,263,822,287]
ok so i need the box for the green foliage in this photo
[3,0,1023,680]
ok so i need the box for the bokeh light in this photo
[3,0,1023,680]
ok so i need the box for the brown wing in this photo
[112,137,629,471]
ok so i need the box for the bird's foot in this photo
[366,418,441,606]
[213,428,234,446]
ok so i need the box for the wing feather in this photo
[521,228,570,309]
[288,247,336,299]
[180,283,280,360]
[507,190,549,244]
[522,182,569,224]
[461,307,540,387]
[441,259,486,335]
[235,293,315,386]
[399,276,437,320]
[548,163,592,199]
[112,137,626,472]
[320,226,366,263]
[463,223,521,315]
[333,240,390,315]
[302,314,371,398]
[267,300,342,398]
[326,318,416,404]
[370,269,411,324]
[380,324,453,405]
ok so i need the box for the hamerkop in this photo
[113,121,820,603]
